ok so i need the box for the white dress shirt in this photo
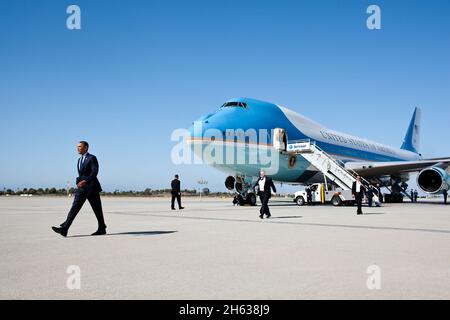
[258,177,266,192]
[355,181,362,193]
[79,153,88,170]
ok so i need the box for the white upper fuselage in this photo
[278,105,421,163]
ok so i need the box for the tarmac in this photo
[1,196,450,299]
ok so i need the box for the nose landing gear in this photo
[225,175,257,206]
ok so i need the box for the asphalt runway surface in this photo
[1,196,449,299]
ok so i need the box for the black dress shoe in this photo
[180,207,185,210]
[52,226,67,237]
[91,229,107,236]
[259,215,264,219]
[265,214,271,218]
[171,208,176,210]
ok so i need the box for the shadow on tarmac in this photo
[68,230,177,238]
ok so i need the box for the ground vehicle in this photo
[294,183,353,206]
[293,183,380,207]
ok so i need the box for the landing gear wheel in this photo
[246,193,257,206]
[237,195,245,206]
[332,196,343,206]
[233,194,246,206]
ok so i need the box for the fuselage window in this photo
[222,102,247,108]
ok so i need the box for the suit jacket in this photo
[77,153,102,193]
[254,176,277,199]
[171,179,181,195]
[352,181,366,196]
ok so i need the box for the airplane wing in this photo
[345,158,450,177]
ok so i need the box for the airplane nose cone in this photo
[189,108,230,138]
[190,106,252,137]
[188,98,298,141]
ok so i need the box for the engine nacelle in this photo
[417,167,450,194]
[224,175,243,192]
[225,176,236,190]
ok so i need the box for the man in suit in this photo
[52,141,107,237]
[376,184,383,203]
[306,186,313,206]
[171,174,184,210]
[443,189,448,205]
[367,186,374,207]
[253,170,277,219]
[352,175,366,215]
[414,189,418,202]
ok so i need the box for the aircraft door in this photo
[310,184,321,202]
[273,128,287,152]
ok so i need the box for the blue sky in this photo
[0,0,449,192]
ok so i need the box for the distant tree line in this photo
[0,187,231,197]
[1,188,68,196]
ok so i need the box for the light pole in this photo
[197,179,208,200]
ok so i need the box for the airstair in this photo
[287,139,373,191]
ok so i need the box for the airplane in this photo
[186,97,450,206]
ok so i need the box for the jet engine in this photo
[417,167,450,194]
[225,176,236,191]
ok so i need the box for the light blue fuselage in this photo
[189,98,421,184]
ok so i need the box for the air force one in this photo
[187,97,450,205]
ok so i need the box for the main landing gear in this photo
[376,177,410,203]
[225,175,257,206]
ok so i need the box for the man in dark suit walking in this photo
[253,170,277,219]
[306,186,313,206]
[171,174,184,210]
[367,186,374,207]
[376,184,383,203]
[52,141,107,237]
[352,175,366,215]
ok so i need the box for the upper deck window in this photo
[222,102,247,108]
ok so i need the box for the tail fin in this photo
[401,107,421,154]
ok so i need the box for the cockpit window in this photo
[221,102,247,108]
